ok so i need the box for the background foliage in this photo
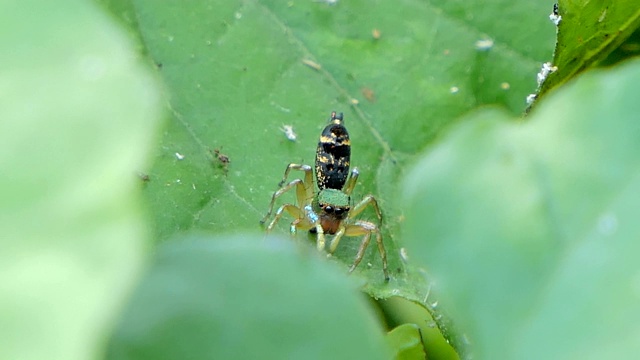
[3,0,640,359]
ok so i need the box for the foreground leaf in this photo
[0,1,161,360]
[404,58,640,358]
[107,235,390,359]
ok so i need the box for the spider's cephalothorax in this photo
[261,112,389,281]
[313,188,350,235]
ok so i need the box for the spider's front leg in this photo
[344,221,389,281]
[348,194,382,225]
[329,194,387,281]
[328,193,383,253]
[260,163,314,224]
[265,204,304,234]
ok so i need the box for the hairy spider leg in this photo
[266,204,310,234]
[265,201,324,240]
[343,168,359,196]
[327,194,388,280]
[328,194,383,253]
[277,163,314,192]
[349,194,383,223]
[316,223,327,252]
[260,178,305,225]
[261,164,314,224]
[344,220,388,281]
[261,163,325,238]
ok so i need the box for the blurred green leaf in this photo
[379,297,459,360]
[404,59,640,359]
[387,324,426,360]
[107,235,390,360]
[537,0,640,101]
[0,1,161,360]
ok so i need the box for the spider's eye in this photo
[334,207,344,216]
[324,205,333,213]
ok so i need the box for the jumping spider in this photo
[261,112,389,281]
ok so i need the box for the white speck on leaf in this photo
[598,8,607,22]
[400,247,409,262]
[175,152,185,160]
[537,62,558,87]
[280,125,297,141]
[475,38,494,51]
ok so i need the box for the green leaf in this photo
[0,1,161,360]
[107,235,391,360]
[386,324,426,360]
[379,297,460,360]
[537,0,640,101]
[403,58,640,359]
[600,26,640,67]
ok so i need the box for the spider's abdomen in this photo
[315,112,350,190]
